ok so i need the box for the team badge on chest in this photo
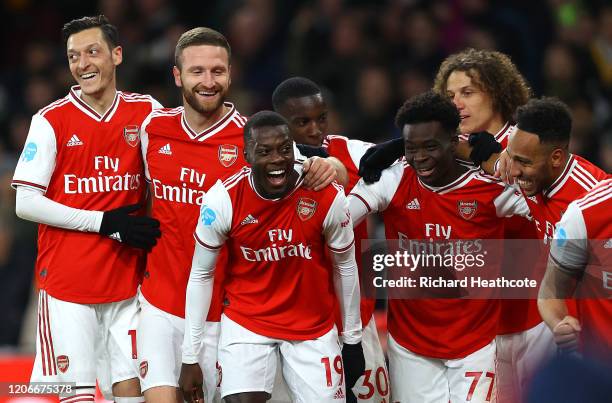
[457,200,478,220]
[123,125,140,147]
[218,144,238,167]
[56,355,69,373]
[297,198,317,221]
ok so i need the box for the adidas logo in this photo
[158,143,172,155]
[406,198,420,210]
[240,214,258,225]
[604,239,612,249]
[109,232,122,242]
[67,134,83,147]
[333,388,345,400]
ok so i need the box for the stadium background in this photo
[0,0,610,401]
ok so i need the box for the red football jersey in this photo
[350,163,528,358]
[140,104,247,319]
[12,86,160,303]
[550,179,612,358]
[324,135,376,325]
[525,154,608,245]
[194,167,355,340]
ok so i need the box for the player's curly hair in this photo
[62,15,118,49]
[433,48,531,124]
[516,97,572,146]
[395,91,460,134]
[243,111,290,145]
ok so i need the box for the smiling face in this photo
[507,129,563,196]
[277,93,328,146]
[246,124,298,198]
[446,70,504,134]
[173,44,231,116]
[403,121,458,187]
[66,27,122,99]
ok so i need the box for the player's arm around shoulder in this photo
[493,181,530,218]
[302,155,348,190]
[347,161,405,225]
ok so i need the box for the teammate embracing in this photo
[179,111,365,402]
[349,91,530,403]
[272,77,389,402]
[137,28,342,403]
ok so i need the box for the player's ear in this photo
[550,147,565,168]
[173,66,182,88]
[112,46,123,66]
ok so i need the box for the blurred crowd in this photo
[0,0,611,350]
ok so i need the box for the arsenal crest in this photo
[218,144,238,167]
[139,361,148,378]
[297,198,317,221]
[57,355,69,373]
[457,200,478,220]
[123,125,140,147]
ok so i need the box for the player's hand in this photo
[468,131,501,166]
[179,363,205,403]
[342,342,365,403]
[99,204,161,251]
[552,315,581,352]
[494,149,514,185]
[303,156,336,190]
[358,138,404,184]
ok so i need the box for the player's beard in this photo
[183,85,225,115]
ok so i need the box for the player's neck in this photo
[183,103,230,133]
[482,117,506,136]
[433,162,469,188]
[79,86,117,116]
[544,153,571,191]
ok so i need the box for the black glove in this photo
[99,204,161,250]
[468,132,502,166]
[342,342,365,402]
[296,143,330,158]
[358,138,404,184]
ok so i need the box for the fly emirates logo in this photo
[240,229,313,262]
[398,223,485,254]
[152,167,206,205]
[64,156,141,194]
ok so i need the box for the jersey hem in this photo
[389,330,495,360]
[225,310,334,341]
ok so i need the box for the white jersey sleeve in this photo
[323,187,355,252]
[348,162,405,224]
[549,201,589,274]
[151,98,163,110]
[193,180,233,249]
[323,186,362,344]
[15,187,103,232]
[12,114,57,192]
[182,243,220,364]
[345,138,374,169]
[140,113,153,181]
[494,184,530,217]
